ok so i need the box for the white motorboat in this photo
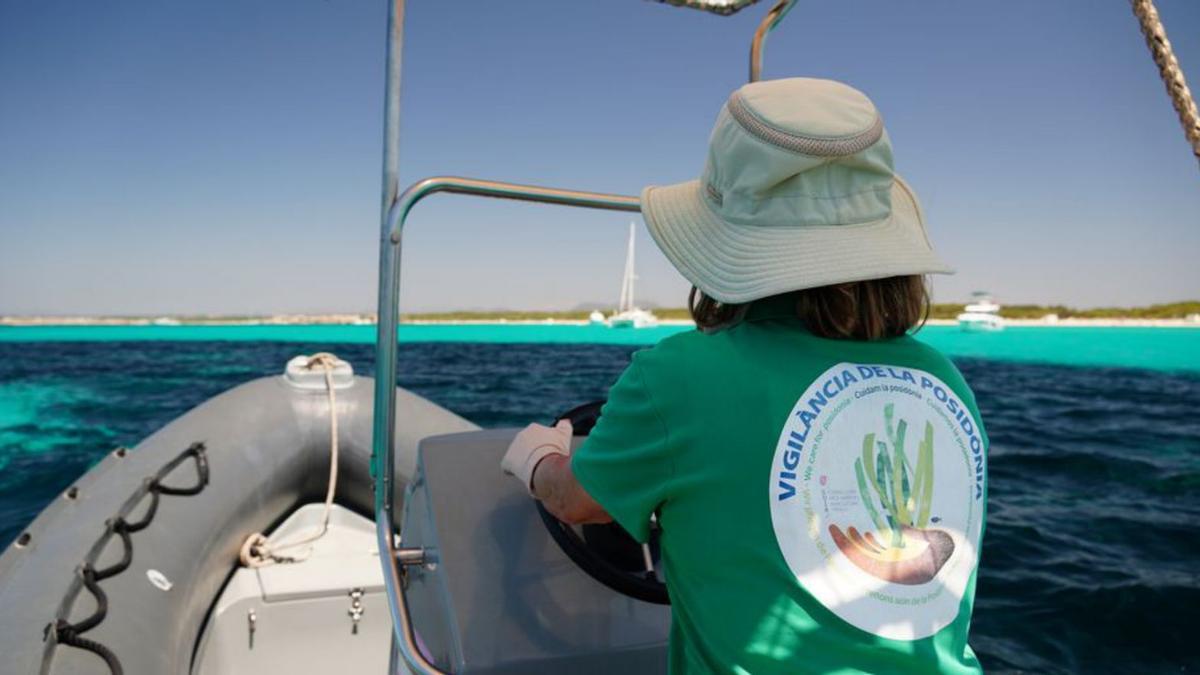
[957,292,1005,332]
[607,222,659,329]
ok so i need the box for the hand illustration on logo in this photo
[829,404,955,585]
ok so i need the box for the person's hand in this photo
[501,420,574,496]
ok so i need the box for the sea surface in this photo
[3,323,1199,374]
[1,326,1197,673]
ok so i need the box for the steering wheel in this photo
[535,400,670,605]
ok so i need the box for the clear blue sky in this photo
[1,1,1197,315]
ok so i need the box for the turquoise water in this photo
[1,337,1198,672]
[0,341,1195,672]
[1,323,1198,372]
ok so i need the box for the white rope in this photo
[239,353,341,568]
[1130,0,1200,169]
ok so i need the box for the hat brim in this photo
[641,177,954,304]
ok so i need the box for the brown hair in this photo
[689,275,929,340]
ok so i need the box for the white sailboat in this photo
[608,222,659,329]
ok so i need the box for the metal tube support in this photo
[372,176,639,675]
[395,547,426,566]
[385,177,641,245]
[374,0,404,518]
[374,0,407,673]
[749,0,798,82]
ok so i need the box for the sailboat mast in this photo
[627,222,636,311]
[619,222,636,312]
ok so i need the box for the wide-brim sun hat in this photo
[642,77,953,304]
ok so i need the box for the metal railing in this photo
[371,176,639,675]
[370,0,795,672]
[750,1,798,82]
[653,0,799,81]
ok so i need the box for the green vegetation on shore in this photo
[4,301,1196,326]
[406,301,1200,322]
[402,310,591,321]
[927,301,1200,320]
[400,308,694,321]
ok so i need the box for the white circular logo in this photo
[768,363,986,640]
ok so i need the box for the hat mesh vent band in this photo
[727,91,884,157]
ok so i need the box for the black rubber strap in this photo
[54,619,123,675]
[67,566,109,634]
[91,523,133,581]
[154,444,209,496]
[119,486,160,533]
[47,442,210,675]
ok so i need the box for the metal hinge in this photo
[348,588,365,635]
[247,609,257,650]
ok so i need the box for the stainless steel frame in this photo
[370,1,797,672]
[372,177,639,675]
[750,0,798,82]
[653,0,800,81]
[374,4,405,668]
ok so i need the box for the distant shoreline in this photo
[923,318,1199,329]
[6,299,1200,329]
[2,316,1198,329]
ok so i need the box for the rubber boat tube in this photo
[0,373,476,675]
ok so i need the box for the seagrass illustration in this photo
[828,403,955,585]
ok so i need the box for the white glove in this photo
[501,420,573,496]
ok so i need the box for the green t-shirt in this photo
[572,297,988,675]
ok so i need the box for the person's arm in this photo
[502,355,672,541]
[531,453,612,525]
[500,419,611,525]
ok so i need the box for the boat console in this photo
[398,429,671,674]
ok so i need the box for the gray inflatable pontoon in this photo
[0,355,672,674]
[0,357,475,674]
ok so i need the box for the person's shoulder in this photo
[634,327,733,363]
[628,328,733,384]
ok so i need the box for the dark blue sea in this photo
[1,340,1197,674]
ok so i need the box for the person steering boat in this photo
[504,77,988,675]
